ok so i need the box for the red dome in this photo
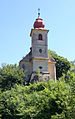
[33,16,45,29]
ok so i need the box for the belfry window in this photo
[39,34,42,40]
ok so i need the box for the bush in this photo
[0,79,74,119]
[0,64,25,91]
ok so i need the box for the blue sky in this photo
[0,0,75,66]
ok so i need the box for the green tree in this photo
[60,71,75,119]
[0,80,73,119]
[48,50,71,79]
[0,64,25,91]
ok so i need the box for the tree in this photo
[0,80,73,119]
[0,64,25,91]
[48,50,71,79]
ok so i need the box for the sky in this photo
[0,0,75,66]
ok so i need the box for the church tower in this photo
[19,10,56,82]
[30,9,49,73]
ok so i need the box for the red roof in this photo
[33,16,45,29]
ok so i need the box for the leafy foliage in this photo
[0,79,75,119]
[0,64,25,91]
[48,50,71,79]
[0,52,74,119]
[59,71,75,119]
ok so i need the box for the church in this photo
[19,10,56,83]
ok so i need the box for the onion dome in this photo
[33,9,45,29]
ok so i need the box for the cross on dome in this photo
[38,8,40,17]
[33,9,45,29]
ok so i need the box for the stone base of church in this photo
[30,72,50,84]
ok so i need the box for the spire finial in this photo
[38,8,40,17]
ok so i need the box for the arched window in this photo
[39,34,42,40]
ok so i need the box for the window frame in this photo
[38,34,42,40]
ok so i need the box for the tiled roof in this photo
[20,50,32,62]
